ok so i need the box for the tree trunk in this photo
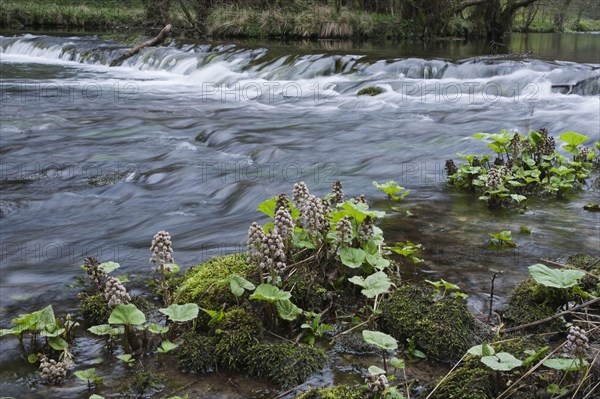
[552,0,573,32]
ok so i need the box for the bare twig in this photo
[110,24,172,67]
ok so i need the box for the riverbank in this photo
[3,1,599,39]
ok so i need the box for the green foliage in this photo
[425,279,468,300]
[339,247,367,268]
[357,87,385,96]
[363,330,398,350]
[373,181,410,201]
[158,303,199,323]
[229,274,255,297]
[245,342,326,388]
[296,384,365,399]
[528,264,585,289]
[157,340,178,353]
[108,304,146,326]
[301,312,333,346]
[213,307,262,370]
[349,271,392,298]
[130,370,165,397]
[447,129,594,209]
[480,352,522,371]
[543,357,588,370]
[74,368,103,387]
[250,283,291,302]
[389,241,423,264]
[489,230,516,249]
[88,324,124,337]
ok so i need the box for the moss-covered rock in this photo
[566,254,599,294]
[379,283,484,362]
[174,253,257,309]
[245,342,326,388]
[427,357,495,399]
[174,332,216,373]
[502,279,568,333]
[295,385,364,399]
[286,265,329,312]
[78,292,110,325]
[357,86,385,96]
[213,307,263,370]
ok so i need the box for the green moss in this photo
[130,370,165,397]
[78,293,110,325]
[502,279,568,332]
[174,332,216,373]
[296,385,364,399]
[286,266,329,311]
[213,307,263,370]
[245,342,326,388]
[379,284,482,361]
[428,357,495,399]
[357,86,385,96]
[175,253,257,309]
[567,254,600,293]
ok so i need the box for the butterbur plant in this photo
[446,129,595,209]
[150,230,178,306]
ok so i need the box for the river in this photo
[0,31,599,398]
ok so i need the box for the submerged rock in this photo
[245,342,326,389]
[501,279,568,333]
[357,86,385,96]
[379,284,490,362]
[174,253,258,309]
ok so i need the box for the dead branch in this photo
[109,24,172,67]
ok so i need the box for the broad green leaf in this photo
[480,352,522,371]
[349,272,392,298]
[368,365,387,375]
[229,274,256,297]
[158,340,179,353]
[341,201,384,224]
[98,261,120,274]
[74,368,97,382]
[159,303,199,323]
[363,330,398,350]
[146,323,169,334]
[559,131,588,146]
[339,247,367,268]
[365,253,391,270]
[528,264,585,289]
[27,353,39,364]
[543,357,588,371]
[116,354,134,363]
[249,284,291,303]
[88,324,124,336]
[257,196,277,218]
[108,304,146,326]
[90,395,106,399]
[389,357,405,370]
[275,299,303,321]
[48,337,68,351]
[40,326,65,338]
[162,263,180,273]
[372,181,410,201]
[468,344,495,357]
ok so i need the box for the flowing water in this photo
[0,31,599,398]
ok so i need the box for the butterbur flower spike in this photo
[83,256,106,288]
[336,216,352,244]
[331,181,344,205]
[359,216,374,243]
[150,230,174,265]
[39,356,66,385]
[366,373,389,394]
[104,276,131,307]
[274,208,294,241]
[300,194,326,236]
[292,182,310,207]
[563,325,589,358]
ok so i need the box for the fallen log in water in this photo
[109,24,172,67]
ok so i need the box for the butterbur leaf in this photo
[98,261,120,274]
[249,284,291,302]
[468,344,495,357]
[368,365,387,375]
[159,303,199,323]
[158,340,179,353]
[74,368,98,382]
[339,247,367,268]
[108,304,146,325]
[27,353,39,364]
[363,330,398,350]
[349,271,392,298]
[116,354,134,363]
[528,264,585,288]
[522,346,549,367]
[543,358,588,371]
[88,324,124,336]
[480,352,522,371]
[559,131,588,146]
[257,196,277,218]
[146,323,169,334]
[275,299,303,321]
[389,357,405,370]
[90,395,105,399]
[229,274,255,297]
[48,337,68,351]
